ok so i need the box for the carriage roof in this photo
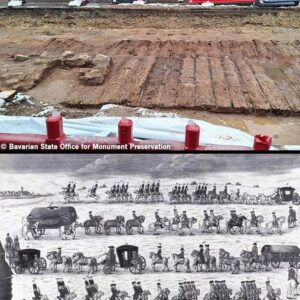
[277,187,295,192]
[116,245,138,253]
[261,245,300,255]
[16,249,41,258]
[28,206,77,220]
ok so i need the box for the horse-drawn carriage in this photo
[13,249,47,274]
[134,190,164,203]
[272,187,300,205]
[261,245,300,269]
[103,245,146,275]
[22,206,78,240]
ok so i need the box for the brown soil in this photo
[0,8,299,144]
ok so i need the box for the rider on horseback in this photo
[250,210,259,227]
[178,283,187,300]
[173,208,180,222]
[57,279,70,299]
[230,210,238,223]
[66,182,71,196]
[209,281,218,299]
[156,244,163,263]
[198,245,205,264]
[155,211,164,228]
[204,244,210,258]
[266,280,277,300]
[85,279,94,299]
[156,181,160,193]
[32,283,42,300]
[157,283,168,300]
[110,283,121,300]
[209,210,215,223]
[132,282,139,300]
[180,211,189,228]
[71,183,76,196]
[272,212,279,227]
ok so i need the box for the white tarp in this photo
[0,115,258,147]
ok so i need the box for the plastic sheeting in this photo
[0,115,257,147]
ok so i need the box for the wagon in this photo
[261,245,300,269]
[273,187,300,204]
[103,245,146,275]
[24,206,78,239]
[13,249,47,274]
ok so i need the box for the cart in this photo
[261,244,300,269]
[13,249,47,274]
[273,187,300,204]
[103,245,146,275]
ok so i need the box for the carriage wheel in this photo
[28,260,40,274]
[103,265,113,274]
[289,257,300,268]
[271,257,281,268]
[39,257,47,270]
[129,262,142,274]
[138,255,147,270]
[14,264,22,274]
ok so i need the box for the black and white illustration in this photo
[1,154,300,300]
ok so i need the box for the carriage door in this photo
[122,251,129,268]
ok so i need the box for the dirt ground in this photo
[0,8,299,145]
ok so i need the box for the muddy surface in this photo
[0,8,299,144]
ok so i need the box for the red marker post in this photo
[184,121,200,150]
[45,112,65,145]
[253,134,272,151]
[118,117,133,145]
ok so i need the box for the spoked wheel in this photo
[271,257,281,268]
[129,262,142,274]
[39,257,47,270]
[289,257,300,268]
[14,264,22,274]
[138,255,146,270]
[28,260,40,274]
[103,265,113,274]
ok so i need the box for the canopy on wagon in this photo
[261,245,300,254]
[27,206,78,227]
[116,245,138,268]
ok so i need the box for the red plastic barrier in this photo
[0,113,272,151]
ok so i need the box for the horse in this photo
[81,215,104,235]
[265,216,285,234]
[226,216,247,234]
[263,288,281,300]
[200,216,223,233]
[104,216,125,235]
[167,217,181,231]
[141,290,151,300]
[172,253,190,272]
[217,191,230,204]
[204,252,217,272]
[240,250,272,271]
[218,248,240,274]
[149,252,169,272]
[203,292,218,300]
[46,251,72,272]
[105,291,129,300]
[178,217,197,235]
[244,215,264,234]
[125,215,145,234]
[148,217,170,235]
[191,250,205,272]
[72,252,98,274]
[154,288,170,300]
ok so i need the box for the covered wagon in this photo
[261,245,300,268]
[23,206,78,239]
